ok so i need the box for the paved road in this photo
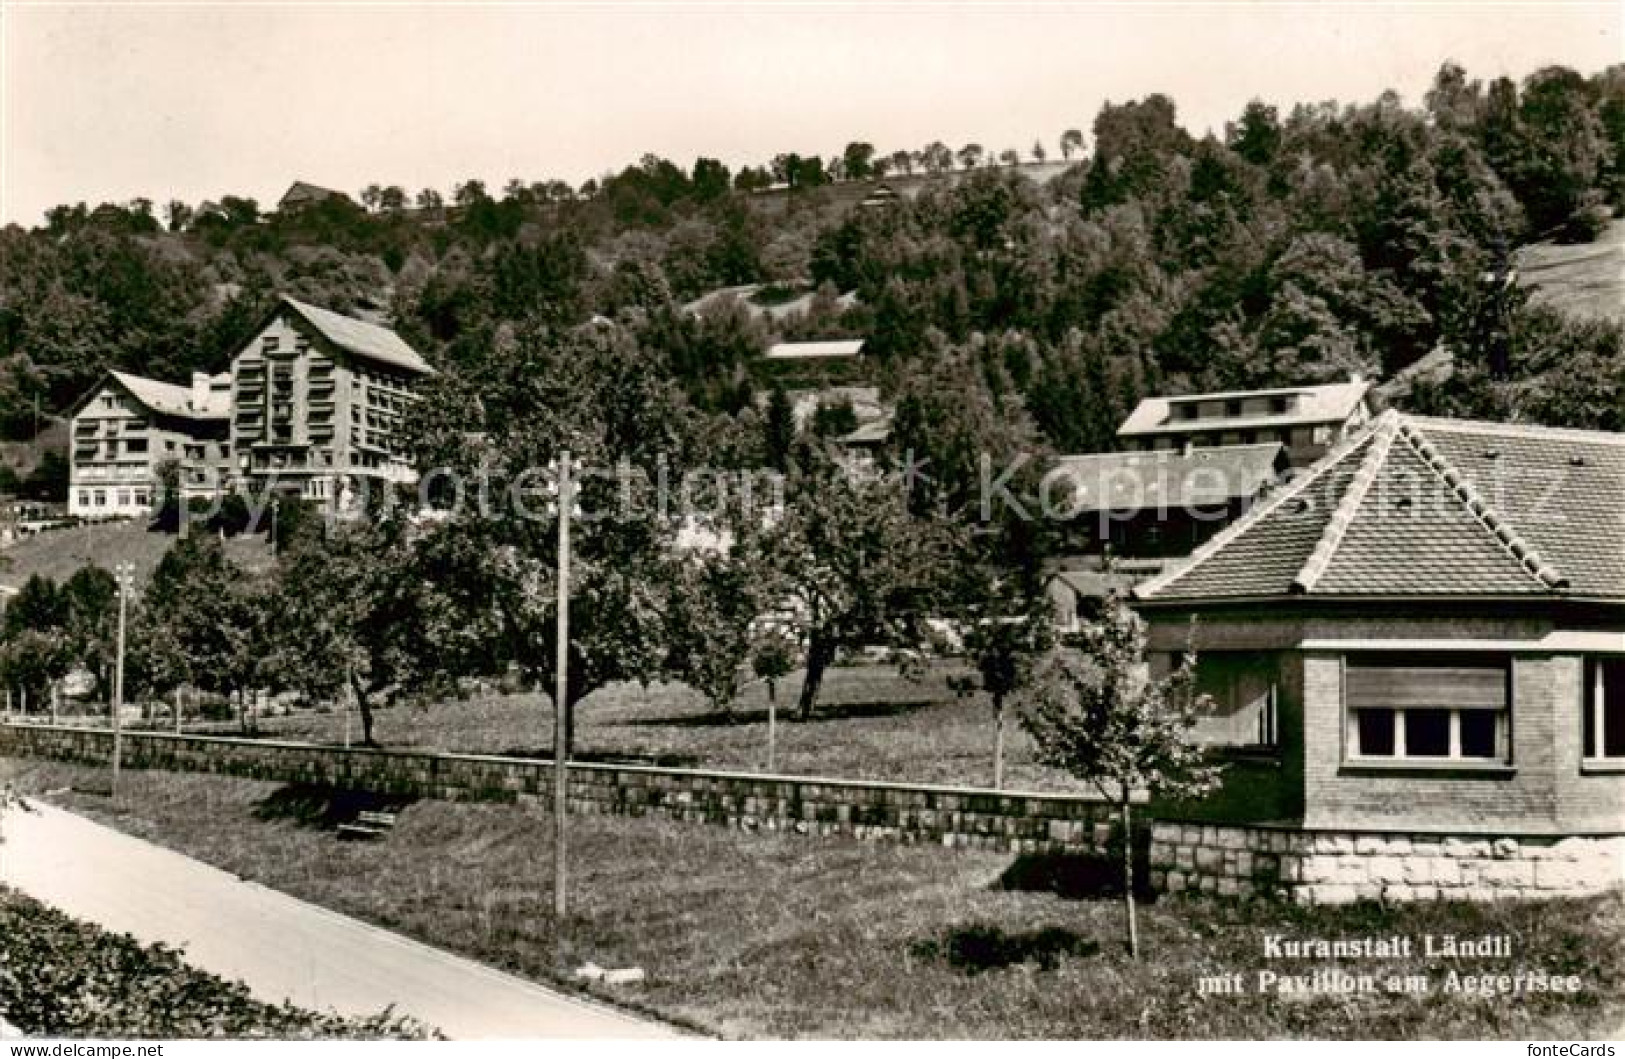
[0,801,676,1039]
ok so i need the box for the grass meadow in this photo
[5,758,1621,1040]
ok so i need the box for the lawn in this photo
[6,758,1622,1040]
[1516,217,1625,323]
[0,518,271,591]
[255,663,1077,791]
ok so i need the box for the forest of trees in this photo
[1,61,1622,752]
[1,61,1620,451]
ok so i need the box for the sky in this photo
[1,1,1619,227]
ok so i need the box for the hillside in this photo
[0,519,272,591]
[1,61,1619,460]
[1516,219,1625,323]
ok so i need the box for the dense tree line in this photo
[3,61,1618,455]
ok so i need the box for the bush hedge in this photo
[0,887,437,1039]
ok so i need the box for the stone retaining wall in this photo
[0,723,1117,856]
[10,723,1621,905]
[1149,821,1625,903]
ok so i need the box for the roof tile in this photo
[1136,411,1625,603]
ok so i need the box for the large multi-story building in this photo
[228,297,433,503]
[1116,378,1373,468]
[67,370,232,517]
[65,297,430,517]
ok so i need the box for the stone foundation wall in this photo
[1150,822,1625,903]
[0,723,1116,856]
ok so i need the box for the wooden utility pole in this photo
[343,663,354,750]
[553,451,572,920]
[767,683,777,773]
[112,561,133,799]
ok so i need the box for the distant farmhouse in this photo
[1117,378,1373,468]
[859,182,902,209]
[67,297,431,517]
[682,284,858,326]
[276,181,353,213]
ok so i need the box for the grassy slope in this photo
[257,666,1074,792]
[0,519,272,590]
[1515,218,1625,323]
[0,419,68,479]
[5,760,1621,1040]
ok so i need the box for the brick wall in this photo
[1142,607,1625,836]
[0,723,1118,856]
[1150,821,1625,903]
[1302,653,1625,833]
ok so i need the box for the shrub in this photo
[0,887,438,1039]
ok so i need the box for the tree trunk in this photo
[351,673,378,747]
[992,693,1006,790]
[796,636,835,721]
[1121,798,1139,959]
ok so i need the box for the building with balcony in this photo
[66,297,431,518]
[67,370,231,517]
[228,297,433,503]
[1117,378,1374,468]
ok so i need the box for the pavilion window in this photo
[1584,658,1625,761]
[1344,654,1510,763]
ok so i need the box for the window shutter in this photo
[1346,659,1507,711]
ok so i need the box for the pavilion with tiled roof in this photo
[1137,411,1625,603]
[1128,410,1625,857]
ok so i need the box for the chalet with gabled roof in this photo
[276,181,353,213]
[67,370,232,517]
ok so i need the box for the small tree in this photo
[749,625,796,706]
[950,576,1055,790]
[266,507,479,746]
[1022,592,1221,957]
[664,543,773,720]
[142,536,268,732]
[0,629,72,715]
[763,386,796,470]
[749,623,798,771]
[765,453,951,720]
[62,566,118,701]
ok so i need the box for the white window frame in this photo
[1342,654,1511,765]
[1584,657,1625,764]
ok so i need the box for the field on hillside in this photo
[1516,218,1625,322]
[256,664,1072,791]
[0,419,67,479]
[0,519,273,589]
[742,159,1078,218]
[7,762,1621,1040]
